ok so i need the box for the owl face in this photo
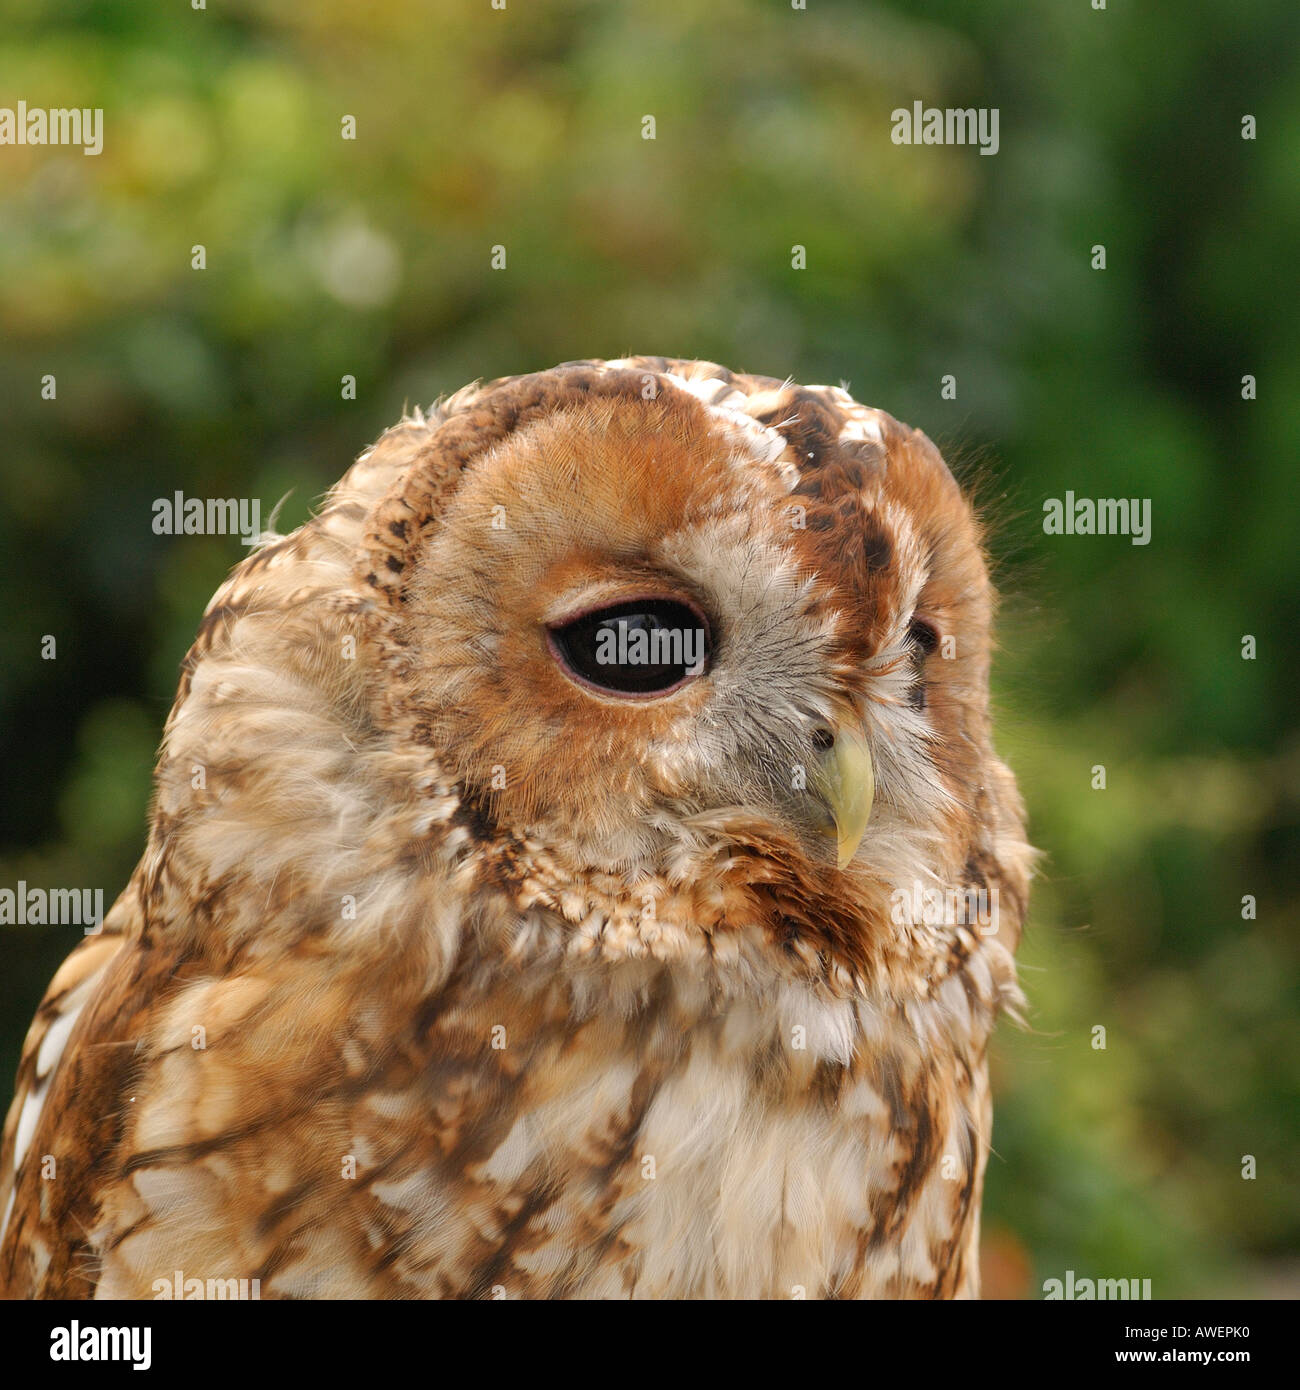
[399,391,854,871]
[374,364,1003,965]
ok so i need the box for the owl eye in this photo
[547,598,711,697]
[907,618,938,711]
[909,617,939,655]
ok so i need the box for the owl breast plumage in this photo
[0,357,1031,1299]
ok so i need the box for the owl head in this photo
[156,358,1030,997]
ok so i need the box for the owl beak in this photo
[815,725,875,869]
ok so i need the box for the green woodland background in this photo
[0,0,1296,1297]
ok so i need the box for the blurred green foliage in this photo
[1,0,1296,1297]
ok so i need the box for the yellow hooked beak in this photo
[814,725,875,869]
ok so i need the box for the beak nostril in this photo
[811,726,835,753]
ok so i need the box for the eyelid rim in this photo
[544,591,713,636]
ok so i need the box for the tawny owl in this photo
[0,357,1031,1300]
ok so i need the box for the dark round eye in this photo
[909,617,939,655]
[547,599,711,697]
